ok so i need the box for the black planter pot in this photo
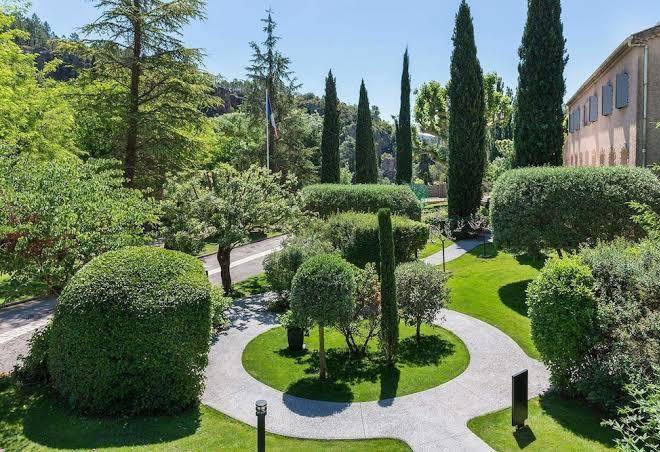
[287,327,304,352]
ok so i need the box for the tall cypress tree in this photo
[320,70,340,183]
[447,0,486,218]
[378,208,398,363]
[514,0,566,167]
[354,80,378,184]
[396,49,412,184]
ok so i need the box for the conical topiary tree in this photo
[447,0,486,219]
[378,208,398,363]
[355,80,378,184]
[320,70,340,183]
[514,0,567,167]
[396,49,413,184]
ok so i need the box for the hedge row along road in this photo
[0,235,286,374]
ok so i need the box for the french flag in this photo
[266,91,279,139]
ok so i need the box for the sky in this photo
[30,0,659,119]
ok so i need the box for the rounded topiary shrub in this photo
[47,246,213,415]
[490,166,660,255]
[328,212,429,268]
[526,257,599,391]
[302,183,422,220]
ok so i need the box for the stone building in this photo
[564,24,660,167]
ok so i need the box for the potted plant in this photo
[278,310,307,352]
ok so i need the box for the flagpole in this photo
[265,89,270,171]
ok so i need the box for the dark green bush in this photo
[328,212,429,268]
[527,257,599,391]
[301,183,422,220]
[47,246,213,415]
[490,166,660,255]
[14,324,51,385]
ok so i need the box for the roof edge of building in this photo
[566,24,660,106]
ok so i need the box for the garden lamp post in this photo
[255,399,267,452]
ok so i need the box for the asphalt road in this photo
[0,235,285,373]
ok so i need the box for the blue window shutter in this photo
[589,95,598,122]
[576,108,581,130]
[602,82,613,116]
[616,72,629,108]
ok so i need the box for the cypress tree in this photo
[396,49,413,184]
[355,80,378,184]
[447,0,486,218]
[514,0,566,167]
[320,70,340,183]
[378,208,398,363]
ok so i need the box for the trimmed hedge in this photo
[490,166,660,255]
[328,212,429,268]
[301,183,422,220]
[47,246,213,415]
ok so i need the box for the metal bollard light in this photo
[512,369,528,429]
[255,400,267,452]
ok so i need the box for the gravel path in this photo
[203,295,549,451]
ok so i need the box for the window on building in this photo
[616,71,629,109]
[583,104,588,126]
[576,108,581,130]
[589,95,598,122]
[602,81,613,116]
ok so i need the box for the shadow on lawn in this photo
[513,425,536,448]
[498,280,533,316]
[0,378,200,450]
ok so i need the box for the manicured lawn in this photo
[446,246,542,359]
[0,274,46,308]
[0,379,410,451]
[242,322,469,402]
[231,273,271,299]
[419,238,454,258]
[468,392,617,451]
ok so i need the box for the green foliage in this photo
[328,212,429,268]
[161,164,300,293]
[0,12,78,159]
[490,166,660,255]
[211,288,232,330]
[337,263,381,356]
[395,262,449,342]
[414,80,448,142]
[70,0,217,189]
[209,111,263,170]
[320,70,340,183]
[14,324,51,385]
[514,0,567,167]
[378,208,398,363]
[527,257,598,390]
[0,157,157,293]
[447,0,486,218]
[630,202,660,241]
[302,183,422,220]
[47,246,213,415]
[355,80,378,184]
[605,379,660,452]
[396,49,412,184]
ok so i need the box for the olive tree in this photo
[395,262,449,343]
[290,254,355,379]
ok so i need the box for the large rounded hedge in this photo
[490,166,660,255]
[328,212,429,268]
[47,246,213,415]
[302,183,422,220]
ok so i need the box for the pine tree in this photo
[396,49,412,184]
[320,70,340,183]
[378,208,398,363]
[355,80,378,184]
[447,0,486,218]
[514,0,566,167]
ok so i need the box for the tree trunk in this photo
[217,247,232,295]
[416,322,421,344]
[319,325,327,380]
[556,248,564,258]
[124,0,142,186]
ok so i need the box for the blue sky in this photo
[31,0,659,119]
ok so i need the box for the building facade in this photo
[564,25,660,168]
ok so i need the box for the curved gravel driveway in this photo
[202,293,550,451]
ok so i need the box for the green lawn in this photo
[446,246,543,359]
[231,273,271,299]
[0,379,409,451]
[468,393,617,451]
[0,274,46,308]
[242,322,469,402]
[419,238,454,259]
